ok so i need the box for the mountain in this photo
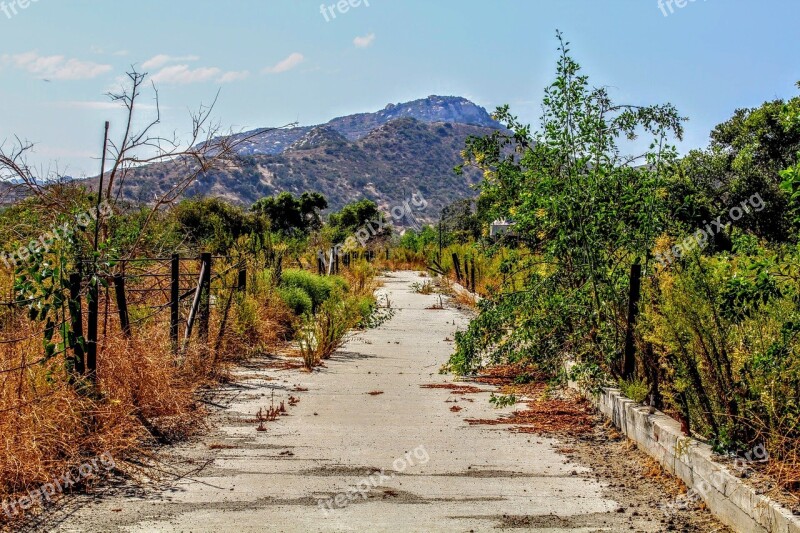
[214,95,501,157]
[109,96,503,223]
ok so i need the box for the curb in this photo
[566,366,800,533]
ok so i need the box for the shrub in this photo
[280,269,347,311]
[298,295,358,369]
[619,377,649,404]
[342,261,375,297]
[277,286,313,316]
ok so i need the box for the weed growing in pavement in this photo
[489,393,517,408]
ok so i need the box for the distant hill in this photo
[103,96,503,223]
[214,95,502,157]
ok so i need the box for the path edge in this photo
[565,362,800,533]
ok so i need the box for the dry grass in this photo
[420,383,484,394]
[451,286,478,308]
[464,390,595,435]
[0,258,293,523]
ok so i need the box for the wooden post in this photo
[113,273,131,338]
[470,257,476,293]
[86,274,98,382]
[170,254,180,353]
[334,252,340,274]
[622,260,642,379]
[237,264,247,292]
[451,253,462,282]
[198,253,212,343]
[68,272,85,376]
[438,214,443,263]
[317,253,324,275]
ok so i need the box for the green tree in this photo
[327,199,388,244]
[251,192,328,236]
[450,32,683,378]
[175,197,265,254]
[441,198,481,243]
[678,91,800,242]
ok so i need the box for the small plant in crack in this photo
[489,393,517,408]
[411,280,435,295]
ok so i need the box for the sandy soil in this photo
[33,271,727,532]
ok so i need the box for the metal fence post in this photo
[68,272,85,377]
[113,273,131,338]
[198,252,212,343]
[170,254,180,354]
[86,274,98,382]
[622,260,642,379]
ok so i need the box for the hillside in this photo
[213,95,501,156]
[111,96,503,222]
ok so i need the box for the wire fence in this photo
[0,247,386,417]
[0,253,249,416]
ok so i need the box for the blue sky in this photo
[1,0,799,177]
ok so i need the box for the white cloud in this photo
[263,52,304,74]
[2,52,111,80]
[353,33,376,48]
[149,64,249,85]
[142,54,200,70]
[219,70,250,83]
[151,65,221,84]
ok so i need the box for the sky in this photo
[1,0,799,177]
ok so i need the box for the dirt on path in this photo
[40,271,726,532]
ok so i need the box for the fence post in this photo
[86,274,98,382]
[317,253,325,275]
[198,252,212,343]
[113,273,131,338]
[334,251,340,274]
[470,257,476,293]
[622,260,642,379]
[170,254,180,354]
[238,263,247,292]
[68,272,85,376]
[452,253,462,282]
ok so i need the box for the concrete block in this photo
[568,376,800,533]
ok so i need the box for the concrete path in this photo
[48,271,689,532]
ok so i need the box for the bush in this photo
[619,377,649,404]
[354,296,375,321]
[277,286,313,316]
[280,269,348,311]
[298,293,363,369]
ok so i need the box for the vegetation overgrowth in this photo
[393,33,800,495]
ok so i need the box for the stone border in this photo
[572,380,800,533]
